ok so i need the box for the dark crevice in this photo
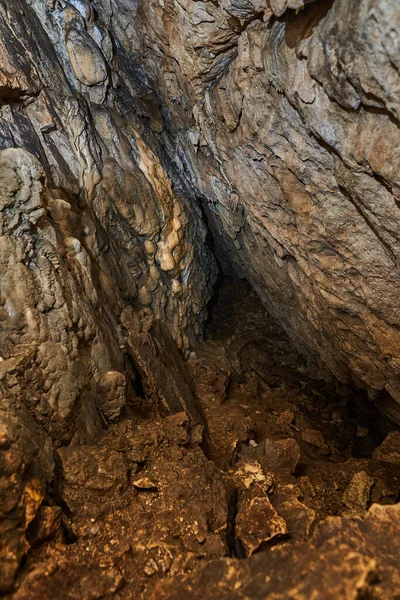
[361,97,400,128]
[284,0,336,49]
[226,488,246,559]
[197,197,241,329]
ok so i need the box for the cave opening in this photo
[198,200,396,472]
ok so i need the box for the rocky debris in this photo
[2,280,400,598]
[0,402,53,594]
[372,431,400,465]
[269,485,316,541]
[26,505,62,547]
[236,491,288,556]
[301,429,330,455]
[56,446,128,516]
[234,459,273,492]
[151,503,400,599]
[187,341,232,403]
[257,437,301,476]
[11,414,229,599]
[342,471,374,517]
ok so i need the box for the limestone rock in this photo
[1,0,400,424]
[236,491,288,556]
[1,0,400,597]
[125,320,206,437]
[301,429,330,455]
[56,445,128,514]
[133,0,400,417]
[65,28,108,86]
[132,477,158,491]
[257,437,301,475]
[234,459,274,492]
[342,471,374,517]
[151,503,400,599]
[372,431,400,465]
[96,370,128,423]
[27,505,62,546]
[270,484,316,541]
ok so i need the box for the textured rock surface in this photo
[0,0,215,588]
[152,502,400,599]
[1,0,400,597]
[3,280,399,599]
[134,0,400,416]
[1,0,399,410]
[0,0,216,354]
[0,143,209,588]
[1,0,398,413]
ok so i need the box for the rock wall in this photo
[0,0,216,353]
[133,0,400,416]
[1,0,400,591]
[2,0,399,429]
[0,0,216,588]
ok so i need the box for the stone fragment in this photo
[236,492,288,556]
[162,412,191,446]
[372,431,400,465]
[357,426,369,438]
[342,471,374,516]
[301,429,330,455]
[257,437,300,475]
[235,459,273,492]
[132,477,158,491]
[270,485,316,541]
[27,505,62,545]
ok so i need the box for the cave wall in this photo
[0,0,217,352]
[132,0,400,413]
[1,0,400,590]
[0,0,217,588]
[2,0,399,431]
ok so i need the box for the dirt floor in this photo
[9,281,400,599]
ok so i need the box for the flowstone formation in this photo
[1,0,400,598]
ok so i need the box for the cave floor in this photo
[11,281,400,599]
